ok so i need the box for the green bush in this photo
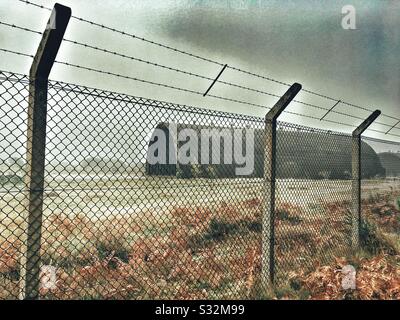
[191,164,202,178]
[205,165,218,179]
[176,165,192,179]
[276,209,302,225]
[360,219,398,255]
[0,174,23,186]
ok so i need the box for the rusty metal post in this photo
[261,83,302,291]
[351,110,381,249]
[20,3,71,300]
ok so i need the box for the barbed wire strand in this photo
[14,0,400,125]
[0,21,397,131]
[1,47,400,139]
[0,22,282,99]
[0,47,270,110]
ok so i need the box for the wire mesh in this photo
[361,137,400,253]
[0,72,29,299]
[1,70,267,299]
[13,0,400,127]
[0,70,398,300]
[274,124,354,285]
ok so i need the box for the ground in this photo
[0,177,399,299]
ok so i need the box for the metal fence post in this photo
[351,110,381,249]
[261,83,302,291]
[20,3,71,300]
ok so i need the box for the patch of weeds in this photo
[360,219,398,255]
[246,221,262,232]
[273,282,309,300]
[371,207,381,216]
[0,174,23,186]
[0,269,19,282]
[276,209,303,225]
[195,281,211,291]
[204,219,240,242]
[96,241,130,268]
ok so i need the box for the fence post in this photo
[20,3,71,300]
[261,83,302,291]
[351,110,381,250]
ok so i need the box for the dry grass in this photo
[0,185,398,300]
[0,198,265,299]
[287,254,400,300]
[362,192,400,235]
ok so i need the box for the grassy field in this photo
[0,177,399,299]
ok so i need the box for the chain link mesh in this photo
[361,137,400,254]
[274,124,355,285]
[0,70,398,299]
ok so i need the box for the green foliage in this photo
[276,209,302,225]
[204,165,218,179]
[96,240,130,268]
[205,219,239,241]
[176,165,192,179]
[360,219,398,255]
[191,164,202,178]
[176,166,186,179]
[176,164,210,179]
[0,175,23,186]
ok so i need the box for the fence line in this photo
[0,2,399,300]
[1,45,400,140]
[0,68,398,300]
[1,20,399,134]
[13,0,400,127]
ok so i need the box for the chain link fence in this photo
[361,137,400,254]
[274,124,354,285]
[0,70,398,299]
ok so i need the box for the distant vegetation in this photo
[0,157,25,186]
[0,156,146,187]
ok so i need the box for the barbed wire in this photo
[14,0,400,127]
[3,47,400,139]
[16,0,400,123]
[15,0,223,65]
[228,65,399,121]
[0,47,271,110]
[56,60,274,111]
[16,0,52,11]
[0,21,279,100]
[0,47,34,59]
[1,20,397,132]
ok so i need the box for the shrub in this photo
[275,204,303,225]
[191,164,202,178]
[205,219,239,241]
[204,165,218,179]
[0,175,23,186]
[360,219,398,255]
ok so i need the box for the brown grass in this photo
[0,198,265,299]
[1,192,398,300]
[288,255,400,300]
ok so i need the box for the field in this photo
[0,176,399,299]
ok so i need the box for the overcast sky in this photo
[0,0,399,142]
